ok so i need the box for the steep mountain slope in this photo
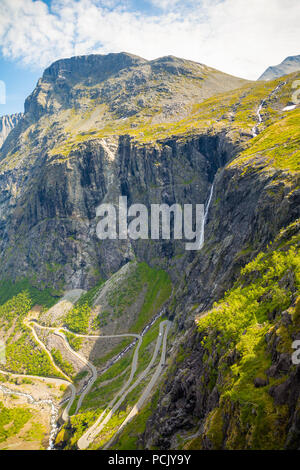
[0,113,23,148]
[137,141,300,450]
[0,53,249,290]
[0,53,299,450]
[259,55,300,81]
[107,84,300,451]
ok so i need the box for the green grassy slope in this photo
[191,221,300,449]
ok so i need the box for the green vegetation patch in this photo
[24,421,46,443]
[5,333,60,377]
[0,279,59,308]
[110,390,160,450]
[0,291,32,330]
[64,279,104,333]
[51,348,75,379]
[0,401,32,443]
[196,221,300,449]
[64,331,83,351]
[98,262,171,333]
[66,410,101,449]
[0,292,62,377]
[93,407,130,449]
[229,108,300,173]
[93,338,133,368]
[64,302,91,334]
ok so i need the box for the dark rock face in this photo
[253,377,268,388]
[143,319,300,450]
[0,131,240,289]
[171,161,299,331]
[140,157,300,450]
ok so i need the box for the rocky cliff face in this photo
[0,131,241,289]
[141,156,300,450]
[0,112,23,148]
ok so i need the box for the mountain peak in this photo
[23,52,248,125]
[42,52,147,82]
[258,54,300,81]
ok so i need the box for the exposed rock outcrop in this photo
[0,112,23,148]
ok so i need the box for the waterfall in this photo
[199,183,214,249]
[252,82,285,137]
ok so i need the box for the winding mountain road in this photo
[53,329,98,413]
[104,320,171,449]
[28,321,143,419]
[24,319,77,421]
[2,305,172,450]
[77,331,143,449]
[78,320,171,450]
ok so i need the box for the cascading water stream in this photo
[199,183,214,249]
[252,100,265,137]
[252,82,285,137]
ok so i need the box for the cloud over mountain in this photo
[0,0,299,79]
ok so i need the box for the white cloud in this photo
[0,0,299,79]
[149,0,180,10]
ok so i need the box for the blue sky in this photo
[0,0,299,117]
[0,56,41,115]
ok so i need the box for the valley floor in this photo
[0,285,172,450]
